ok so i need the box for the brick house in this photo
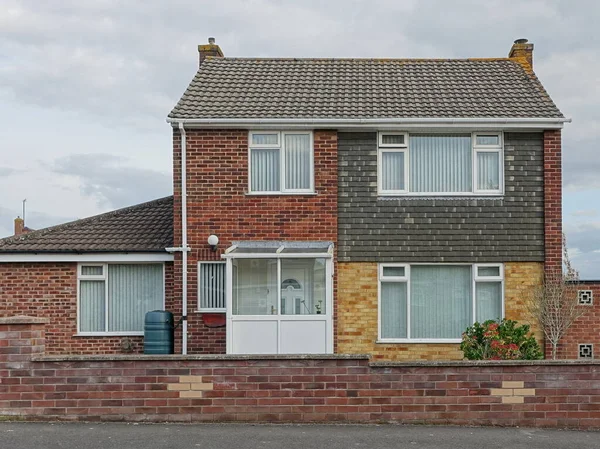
[0,38,584,360]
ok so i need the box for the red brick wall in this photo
[0,262,174,355]
[557,283,600,359]
[172,129,338,354]
[543,130,562,274]
[3,319,600,428]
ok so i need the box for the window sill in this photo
[75,332,144,337]
[376,339,462,344]
[377,193,504,198]
[245,192,318,196]
[197,309,226,314]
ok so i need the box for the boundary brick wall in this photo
[0,263,174,355]
[172,129,338,354]
[2,318,600,428]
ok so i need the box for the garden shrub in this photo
[460,319,543,360]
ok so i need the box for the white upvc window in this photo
[77,263,165,336]
[248,131,314,194]
[377,132,503,196]
[378,263,504,343]
[198,261,226,312]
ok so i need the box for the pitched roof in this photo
[168,58,563,120]
[0,196,173,253]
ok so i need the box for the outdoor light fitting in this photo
[207,234,219,252]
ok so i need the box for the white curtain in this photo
[108,264,163,332]
[410,135,472,192]
[477,152,500,190]
[80,280,105,332]
[199,263,226,309]
[476,282,502,322]
[381,152,405,191]
[381,282,407,338]
[411,265,471,338]
[284,134,311,190]
[252,133,278,145]
[251,149,280,192]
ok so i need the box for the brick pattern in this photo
[504,262,544,346]
[172,129,338,354]
[0,262,174,355]
[337,132,545,262]
[490,381,536,404]
[557,283,600,359]
[543,130,562,273]
[2,321,600,428]
[336,262,543,361]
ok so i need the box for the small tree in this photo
[528,234,586,359]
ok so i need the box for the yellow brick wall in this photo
[336,262,543,361]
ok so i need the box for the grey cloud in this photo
[0,167,17,177]
[565,223,600,279]
[50,153,171,210]
[571,209,598,218]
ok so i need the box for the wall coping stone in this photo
[0,316,49,325]
[33,353,371,362]
[372,359,600,367]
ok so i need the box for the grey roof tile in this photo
[168,58,563,119]
[0,196,173,253]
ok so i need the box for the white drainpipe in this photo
[174,122,189,355]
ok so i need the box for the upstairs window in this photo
[249,131,314,193]
[378,132,503,195]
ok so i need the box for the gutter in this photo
[167,117,571,130]
[165,122,191,355]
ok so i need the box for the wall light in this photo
[207,234,219,252]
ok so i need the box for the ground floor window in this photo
[232,258,326,316]
[379,264,503,342]
[78,263,164,335]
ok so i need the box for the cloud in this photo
[564,222,600,279]
[571,209,598,218]
[0,167,17,177]
[50,153,171,209]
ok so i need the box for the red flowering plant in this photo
[460,319,542,360]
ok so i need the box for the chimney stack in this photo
[508,38,534,72]
[198,37,224,66]
[14,216,24,236]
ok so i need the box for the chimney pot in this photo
[198,37,224,66]
[514,38,528,44]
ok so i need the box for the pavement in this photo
[1,422,599,449]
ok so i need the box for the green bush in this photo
[460,319,543,360]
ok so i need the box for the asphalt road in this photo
[1,422,599,449]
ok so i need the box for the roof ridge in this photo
[204,57,515,62]
[0,196,173,246]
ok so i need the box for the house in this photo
[0,38,576,360]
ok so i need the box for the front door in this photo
[226,256,332,354]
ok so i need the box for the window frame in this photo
[248,131,315,194]
[76,262,166,337]
[198,261,226,313]
[377,133,409,195]
[377,131,504,196]
[377,263,504,343]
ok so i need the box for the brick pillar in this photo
[0,316,48,365]
[543,130,562,275]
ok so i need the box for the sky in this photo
[0,0,599,277]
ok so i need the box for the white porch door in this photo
[226,257,332,355]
